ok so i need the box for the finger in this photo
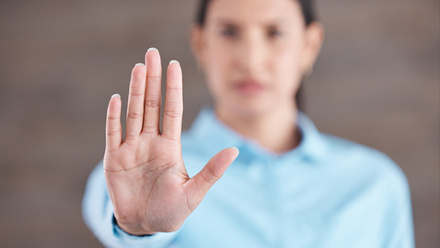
[162,60,183,140]
[142,48,162,134]
[126,63,146,140]
[185,147,239,208]
[106,94,122,152]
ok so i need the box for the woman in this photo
[83,0,414,247]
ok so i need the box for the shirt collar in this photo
[187,107,327,164]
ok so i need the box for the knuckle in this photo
[164,111,181,119]
[200,166,218,185]
[104,147,119,155]
[106,129,121,137]
[125,134,138,141]
[107,115,119,121]
[161,132,176,142]
[129,91,143,98]
[142,124,157,134]
[206,165,219,180]
[166,85,182,91]
[164,107,182,119]
[145,99,160,108]
[200,171,212,185]
[147,74,161,80]
[127,112,142,120]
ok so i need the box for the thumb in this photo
[185,147,239,209]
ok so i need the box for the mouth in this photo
[234,80,266,95]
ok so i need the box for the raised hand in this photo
[103,48,239,235]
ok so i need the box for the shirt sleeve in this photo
[82,162,179,248]
[380,157,415,248]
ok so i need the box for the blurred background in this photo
[0,0,438,247]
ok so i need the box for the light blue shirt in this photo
[82,108,414,248]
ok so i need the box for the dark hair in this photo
[196,0,317,27]
[195,0,317,111]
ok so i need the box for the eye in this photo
[220,25,239,39]
[267,27,282,39]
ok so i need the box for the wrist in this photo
[112,215,157,236]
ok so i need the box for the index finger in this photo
[105,94,122,153]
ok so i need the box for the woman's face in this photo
[192,0,322,117]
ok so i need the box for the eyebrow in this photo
[211,17,292,27]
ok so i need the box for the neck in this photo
[215,103,300,154]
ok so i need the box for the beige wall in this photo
[0,0,438,247]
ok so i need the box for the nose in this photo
[235,31,266,75]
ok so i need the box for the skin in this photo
[192,0,323,153]
[104,0,323,235]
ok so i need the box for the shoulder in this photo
[319,133,410,197]
[321,134,395,168]
[316,134,414,245]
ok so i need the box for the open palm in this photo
[103,48,238,235]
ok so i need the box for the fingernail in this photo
[111,94,120,98]
[232,147,240,157]
[134,63,144,67]
[169,60,180,65]
[148,47,158,52]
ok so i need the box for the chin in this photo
[224,99,274,119]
